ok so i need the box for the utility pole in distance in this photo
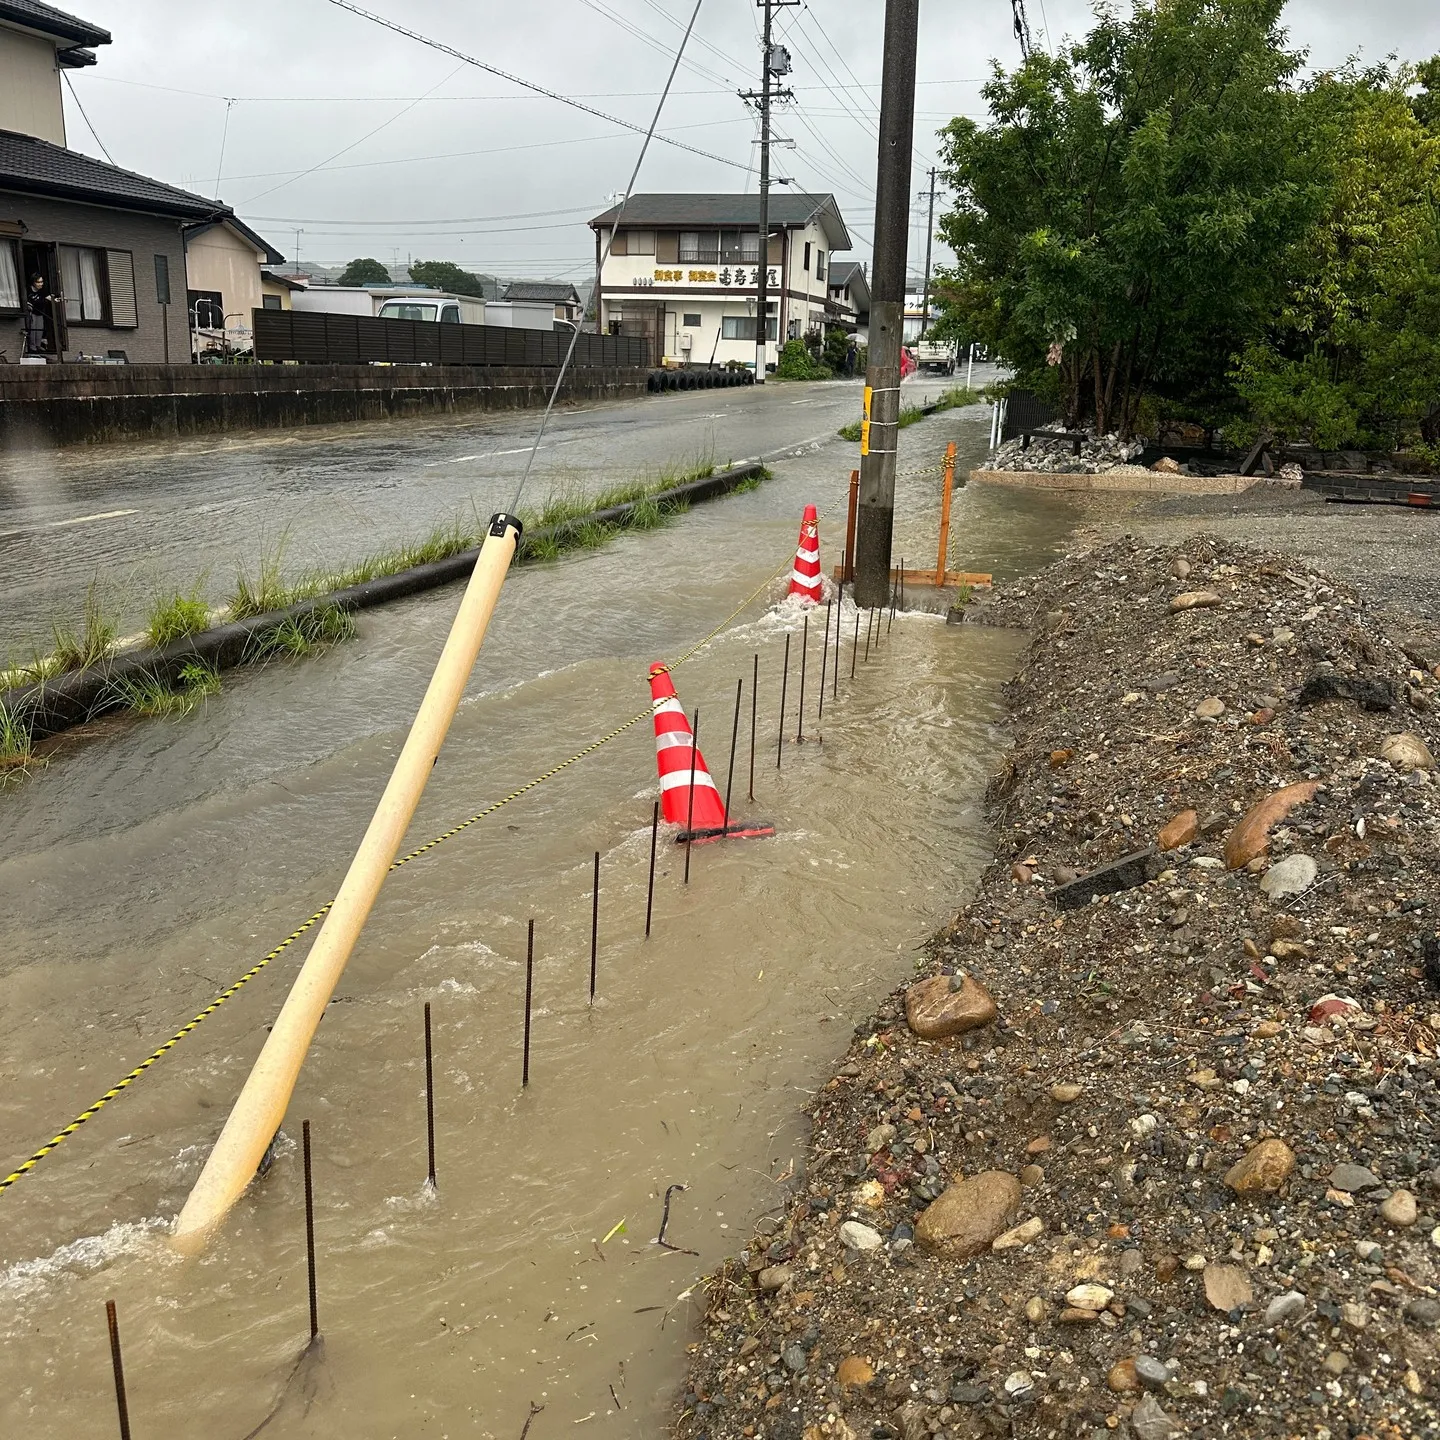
[854,0,920,608]
[919,166,937,339]
[742,1,798,383]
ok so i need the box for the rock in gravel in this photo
[866,1123,896,1154]
[837,1355,874,1389]
[1002,1371,1035,1401]
[1224,1138,1296,1195]
[904,971,998,1039]
[838,1221,884,1251]
[1380,732,1436,772]
[1050,1082,1084,1102]
[1195,696,1226,719]
[992,1216,1044,1251]
[1380,1189,1419,1226]
[1223,780,1320,868]
[1204,1262,1254,1312]
[1130,1392,1178,1439]
[1065,1283,1114,1311]
[1259,853,1317,898]
[782,1344,808,1373]
[1025,1295,1047,1324]
[1265,1290,1307,1327]
[1406,1298,1440,1327]
[756,1264,791,1291]
[915,1170,1022,1259]
[1107,1358,1141,1393]
[1329,1162,1382,1193]
[1134,1355,1171,1392]
[1156,810,1199,851]
[1170,590,1221,613]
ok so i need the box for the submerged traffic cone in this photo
[649,663,728,838]
[787,504,822,602]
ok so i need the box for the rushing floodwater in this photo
[0,404,1078,1437]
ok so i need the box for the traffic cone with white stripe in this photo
[649,663,728,838]
[787,504,823,602]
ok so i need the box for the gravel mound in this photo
[991,432,1145,474]
[679,535,1440,1440]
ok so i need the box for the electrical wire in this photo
[62,70,116,165]
[324,0,750,173]
[579,0,735,89]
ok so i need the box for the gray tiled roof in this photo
[0,0,110,47]
[502,280,579,304]
[590,192,850,250]
[0,128,223,219]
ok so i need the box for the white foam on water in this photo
[0,1216,170,1314]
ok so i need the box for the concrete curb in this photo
[968,466,1264,495]
[2,460,766,744]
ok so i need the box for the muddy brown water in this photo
[0,412,1077,1437]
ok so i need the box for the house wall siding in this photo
[0,29,65,145]
[185,225,266,351]
[0,190,189,361]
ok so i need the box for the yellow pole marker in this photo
[171,514,521,1254]
[860,385,873,456]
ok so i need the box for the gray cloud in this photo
[60,1,1440,279]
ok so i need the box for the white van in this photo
[376,294,486,325]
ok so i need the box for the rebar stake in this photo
[302,1119,318,1341]
[817,600,831,726]
[424,1002,436,1189]
[522,920,534,1088]
[796,613,808,743]
[850,610,860,679]
[777,634,790,770]
[864,609,873,662]
[589,851,600,1004]
[105,1300,132,1440]
[645,801,658,937]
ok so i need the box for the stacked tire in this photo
[647,368,756,392]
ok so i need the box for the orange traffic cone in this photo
[649,664,728,838]
[787,504,822,602]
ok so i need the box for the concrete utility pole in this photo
[854,0,920,608]
[741,2,798,381]
[919,166,937,339]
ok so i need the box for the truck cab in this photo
[376,294,486,325]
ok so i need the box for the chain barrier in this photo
[0,552,794,1195]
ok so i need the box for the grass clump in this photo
[0,703,36,776]
[52,585,117,671]
[116,660,221,717]
[838,386,986,441]
[249,603,356,661]
[230,549,304,620]
[146,588,212,648]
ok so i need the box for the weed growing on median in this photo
[837,386,986,441]
[116,660,222,717]
[51,584,117,671]
[146,588,212,648]
[230,547,298,620]
[0,703,36,777]
[248,603,357,662]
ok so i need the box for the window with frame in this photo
[625,230,655,255]
[0,239,18,311]
[721,315,777,341]
[188,288,225,329]
[682,312,702,327]
[262,293,283,310]
[59,245,107,323]
[803,242,812,273]
[679,230,721,263]
[719,230,760,263]
[815,249,825,279]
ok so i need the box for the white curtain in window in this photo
[0,242,17,310]
[78,249,103,320]
[60,246,83,321]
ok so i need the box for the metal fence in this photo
[1000,387,1061,443]
[251,309,649,369]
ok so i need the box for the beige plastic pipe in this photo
[170,516,520,1253]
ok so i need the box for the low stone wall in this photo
[0,362,649,449]
[969,464,1264,495]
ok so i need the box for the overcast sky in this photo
[57,0,1440,282]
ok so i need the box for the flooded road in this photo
[0,401,1078,1438]
[0,370,997,655]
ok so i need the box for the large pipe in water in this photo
[170,515,522,1253]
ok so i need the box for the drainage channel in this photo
[0,408,1082,1438]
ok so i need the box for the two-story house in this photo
[827,260,870,344]
[589,193,851,371]
[0,0,280,363]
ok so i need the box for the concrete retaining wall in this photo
[968,465,1263,496]
[0,362,649,449]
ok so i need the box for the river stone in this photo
[1170,589,1221,613]
[915,1170,1022,1259]
[1157,809,1199,851]
[1204,1262,1254,1312]
[1195,696,1226,719]
[1107,1358,1141,1393]
[1381,732,1436,773]
[782,1344,808,1373]
[1381,1189,1419,1226]
[756,1264,791,1291]
[1065,1282,1113,1312]
[1130,1393,1178,1439]
[1223,781,1320,868]
[866,1123,897,1154]
[1134,1355,1171,1391]
[1224,1138,1296,1195]
[992,1216,1044,1251]
[1002,1371,1034,1401]
[837,1356,874,1389]
[1328,1162,1382,1193]
[1265,1290,1306,1327]
[904,972,998,1040]
[1259,853,1318,898]
[1050,1082,1084,1103]
[838,1221,884,1251]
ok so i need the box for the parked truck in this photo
[910,336,958,375]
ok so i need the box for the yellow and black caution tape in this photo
[0,554,793,1196]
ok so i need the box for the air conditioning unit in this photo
[679,331,693,351]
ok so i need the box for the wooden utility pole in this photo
[854,0,920,608]
[919,166,937,339]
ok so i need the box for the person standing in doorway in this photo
[23,273,58,357]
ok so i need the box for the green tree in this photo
[823,327,852,373]
[1235,67,1440,449]
[934,0,1327,436]
[336,257,391,286]
[407,260,489,297]
[1413,55,1440,131]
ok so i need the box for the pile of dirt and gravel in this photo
[990,432,1146,475]
[678,535,1440,1440]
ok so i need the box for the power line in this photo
[248,205,596,226]
[323,0,750,173]
[62,71,116,165]
[578,0,736,88]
